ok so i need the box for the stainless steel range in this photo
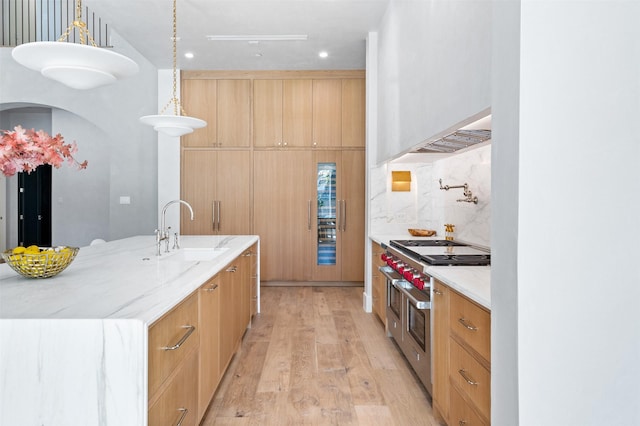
[379,239,490,395]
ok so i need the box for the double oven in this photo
[379,239,490,395]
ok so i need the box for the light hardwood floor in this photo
[201,286,442,425]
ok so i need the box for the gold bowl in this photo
[1,247,79,279]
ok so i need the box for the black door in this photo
[18,165,52,247]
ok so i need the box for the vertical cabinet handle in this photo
[212,201,216,230]
[175,408,188,426]
[217,200,221,231]
[336,200,341,231]
[342,200,347,231]
[308,200,312,230]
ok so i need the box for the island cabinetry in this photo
[432,280,450,424]
[448,289,491,425]
[180,150,251,235]
[370,241,386,323]
[182,79,251,148]
[197,276,221,421]
[148,292,199,425]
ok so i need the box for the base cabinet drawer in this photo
[149,293,199,397]
[450,290,490,361]
[449,337,491,420]
[149,348,199,426]
[449,384,488,426]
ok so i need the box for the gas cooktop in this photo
[389,239,491,266]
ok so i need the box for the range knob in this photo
[381,253,389,262]
[403,269,416,281]
[413,277,425,290]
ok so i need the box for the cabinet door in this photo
[181,150,217,235]
[341,79,365,147]
[339,150,365,281]
[312,79,342,147]
[432,280,450,424]
[217,79,251,147]
[219,265,237,369]
[254,151,313,281]
[182,79,217,147]
[254,79,283,147]
[198,277,221,422]
[282,79,312,147]
[371,241,386,323]
[216,151,251,235]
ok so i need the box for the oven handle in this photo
[379,265,402,282]
[400,286,430,310]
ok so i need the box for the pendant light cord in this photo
[58,0,97,47]
[158,0,188,117]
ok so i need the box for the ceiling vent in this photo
[413,129,491,154]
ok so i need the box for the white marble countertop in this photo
[0,234,259,324]
[370,234,491,309]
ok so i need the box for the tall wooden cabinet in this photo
[180,150,251,235]
[181,70,365,283]
[253,150,313,281]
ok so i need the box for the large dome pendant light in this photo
[11,0,138,90]
[139,0,206,137]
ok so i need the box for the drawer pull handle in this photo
[175,408,188,426]
[458,317,478,331]
[162,325,195,351]
[458,369,478,386]
[226,266,237,273]
[204,284,219,292]
[459,421,467,426]
[433,289,443,295]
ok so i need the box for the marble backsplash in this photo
[370,144,491,247]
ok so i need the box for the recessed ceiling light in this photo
[319,51,329,58]
[184,52,194,59]
[255,53,263,57]
[206,34,308,41]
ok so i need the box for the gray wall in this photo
[376,0,492,161]
[0,31,159,247]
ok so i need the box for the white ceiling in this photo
[85,0,390,70]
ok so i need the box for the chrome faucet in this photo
[157,200,194,255]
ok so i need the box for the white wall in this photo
[493,1,640,425]
[0,31,159,247]
[376,0,492,162]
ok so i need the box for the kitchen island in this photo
[0,234,259,425]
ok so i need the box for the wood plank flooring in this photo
[201,286,441,426]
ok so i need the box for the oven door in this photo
[379,266,403,343]
[402,283,432,394]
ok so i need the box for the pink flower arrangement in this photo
[0,126,88,177]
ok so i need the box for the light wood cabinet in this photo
[254,79,313,147]
[432,280,450,424]
[148,347,199,426]
[253,150,313,281]
[197,276,221,421]
[310,150,365,282]
[148,293,199,425]
[148,293,199,398]
[448,289,491,425]
[371,241,386,323]
[182,79,251,147]
[180,150,251,235]
[312,79,342,147]
[341,79,366,147]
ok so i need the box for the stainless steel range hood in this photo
[409,113,492,155]
[413,128,491,154]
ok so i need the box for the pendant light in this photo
[11,0,138,90]
[139,0,206,137]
